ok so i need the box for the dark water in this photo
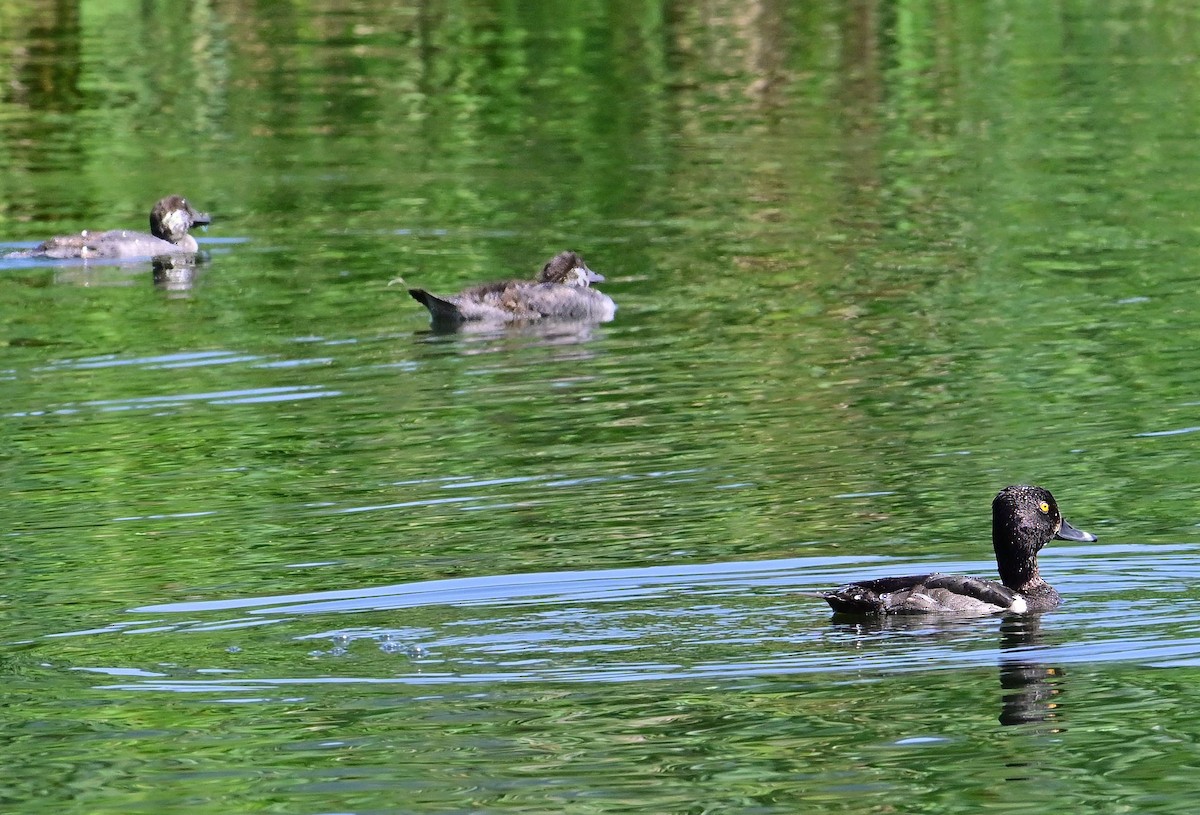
[3,1,1200,812]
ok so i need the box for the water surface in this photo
[3,2,1200,813]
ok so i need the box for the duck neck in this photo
[995,546,1043,591]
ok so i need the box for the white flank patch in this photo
[1008,595,1028,614]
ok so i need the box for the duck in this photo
[407,250,616,329]
[14,195,211,260]
[820,485,1096,615]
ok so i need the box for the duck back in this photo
[823,574,1024,615]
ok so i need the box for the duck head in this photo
[150,195,212,244]
[992,485,1096,589]
[538,250,603,286]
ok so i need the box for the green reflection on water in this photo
[4,665,1200,814]
[2,0,1200,812]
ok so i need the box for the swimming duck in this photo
[408,250,616,328]
[17,195,211,260]
[821,485,1096,615]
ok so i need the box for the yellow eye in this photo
[1039,501,1050,513]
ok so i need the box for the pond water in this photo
[3,1,1200,812]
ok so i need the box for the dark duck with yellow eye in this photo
[17,195,211,260]
[408,250,616,329]
[820,485,1096,615]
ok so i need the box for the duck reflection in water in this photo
[830,613,1066,729]
[152,255,204,295]
[997,614,1064,728]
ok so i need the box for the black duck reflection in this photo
[997,614,1064,728]
[829,613,1066,729]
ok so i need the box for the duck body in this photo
[821,485,1096,616]
[822,573,1043,615]
[14,195,211,260]
[35,229,194,260]
[409,251,616,329]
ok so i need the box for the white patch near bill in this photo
[163,210,188,235]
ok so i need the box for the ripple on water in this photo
[30,543,1200,695]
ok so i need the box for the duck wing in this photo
[457,279,524,300]
[33,230,179,260]
[34,234,104,259]
[514,284,616,321]
[823,573,1022,615]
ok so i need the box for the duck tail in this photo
[817,587,882,615]
[408,289,464,326]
